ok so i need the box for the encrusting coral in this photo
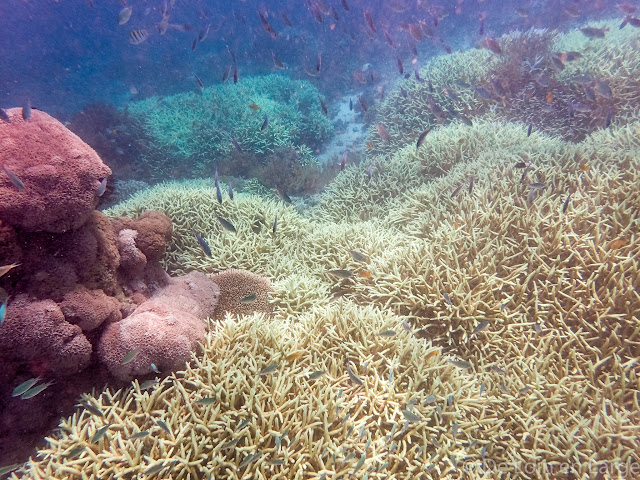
[208,269,272,319]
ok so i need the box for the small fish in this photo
[0,465,20,476]
[377,123,391,142]
[514,162,529,169]
[484,36,502,54]
[349,98,353,111]
[527,124,532,136]
[472,321,490,334]
[449,359,473,369]
[416,128,431,150]
[261,114,269,131]
[327,269,352,278]
[215,180,223,204]
[272,52,284,69]
[562,193,572,214]
[364,9,376,33]
[258,11,277,38]
[353,454,366,473]
[194,232,212,257]
[156,419,172,435]
[144,462,166,476]
[129,430,150,439]
[396,57,404,75]
[195,397,216,405]
[367,162,373,179]
[425,394,436,404]
[91,424,111,443]
[402,320,412,332]
[468,176,475,194]
[22,98,31,121]
[198,24,211,42]
[379,329,397,337]
[316,53,322,73]
[320,99,328,115]
[400,87,408,98]
[195,74,204,89]
[259,363,279,376]
[580,26,607,38]
[129,29,150,45]
[0,108,10,123]
[349,250,369,263]
[384,30,395,47]
[82,402,104,417]
[282,13,292,27]
[139,379,158,390]
[12,378,41,397]
[609,239,628,250]
[120,348,140,365]
[3,167,26,191]
[341,0,349,11]
[21,381,53,399]
[217,216,236,233]
[223,438,239,450]
[518,386,531,396]
[480,383,486,394]
[269,459,285,465]
[307,370,326,380]
[237,417,252,430]
[233,67,238,84]
[346,362,364,385]
[240,294,257,303]
[272,215,277,234]
[65,445,85,458]
[443,292,453,306]
[529,182,546,189]
[402,409,422,422]
[239,451,263,468]
[0,263,20,277]
[285,352,303,362]
[451,183,464,198]
[119,6,133,25]
[489,365,506,374]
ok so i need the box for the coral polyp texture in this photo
[128,74,333,179]
[371,21,640,158]
[12,112,640,478]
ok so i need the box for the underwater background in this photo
[0,0,639,479]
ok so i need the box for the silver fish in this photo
[346,362,364,385]
[259,363,279,375]
[97,177,107,196]
[449,359,473,369]
[349,250,369,263]
[120,348,141,365]
[119,6,133,25]
[402,409,422,422]
[91,424,111,443]
[3,167,25,191]
[12,378,41,397]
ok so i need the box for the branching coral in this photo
[128,75,333,180]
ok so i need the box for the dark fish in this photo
[233,67,238,84]
[479,19,485,36]
[527,124,532,136]
[232,138,243,153]
[383,30,394,47]
[514,162,529,169]
[194,232,212,257]
[320,99,328,115]
[349,98,353,111]
[340,151,346,171]
[484,37,502,54]
[472,321,490,334]
[346,362,364,385]
[469,176,474,194]
[217,216,237,233]
[282,13,292,27]
[529,182,546,189]
[228,183,234,200]
[584,86,596,102]
[261,114,269,131]
[562,193,572,214]
[367,162,373,179]
[327,269,352,278]
[129,29,150,45]
[97,177,108,196]
[192,38,198,51]
[215,180,223,204]
[595,80,612,99]
[240,294,257,303]
[520,166,529,183]
[272,215,277,233]
[605,111,613,129]
[3,167,25,191]
[0,108,10,122]
[258,11,277,38]
[396,57,403,75]
[408,23,423,42]
[129,431,150,439]
[317,53,322,73]
[451,183,463,198]
[416,128,431,150]
[198,24,211,42]
[22,98,31,121]
[489,365,506,374]
[307,370,326,380]
[349,250,369,263]
[276,187,292,204]
[222,65,231,82]
[195,74,204,88]
[414,69,424,83]
[272,51,284,69]
[580,26,607,38]
[357,96,367,112]
[309,3,322,23]
[226,44,237,64]
[340,0,349,11]
[364,10,376,33]
[428,80,434,92]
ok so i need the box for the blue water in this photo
[0,0,616,119]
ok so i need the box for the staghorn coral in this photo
[208,269,272,319]
[128,75,333,180]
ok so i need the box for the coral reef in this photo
[0,109,111,232]
[128,74,333,180]
[98,272,219,381]
[208,269,272,319]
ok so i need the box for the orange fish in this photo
[425,349,440,360]
[366,141,374,150]
[358,269,372,278]
[608,239,627,250]
[285,352,303,362]
[546,91,553,103]
[249,104,260,110]
[579,164,591,171]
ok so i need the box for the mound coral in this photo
[0,109,111,232]
[128,74,333,180]
[209,269,272,319]
[98,272,219,381]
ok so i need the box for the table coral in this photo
[0,109,111,233]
